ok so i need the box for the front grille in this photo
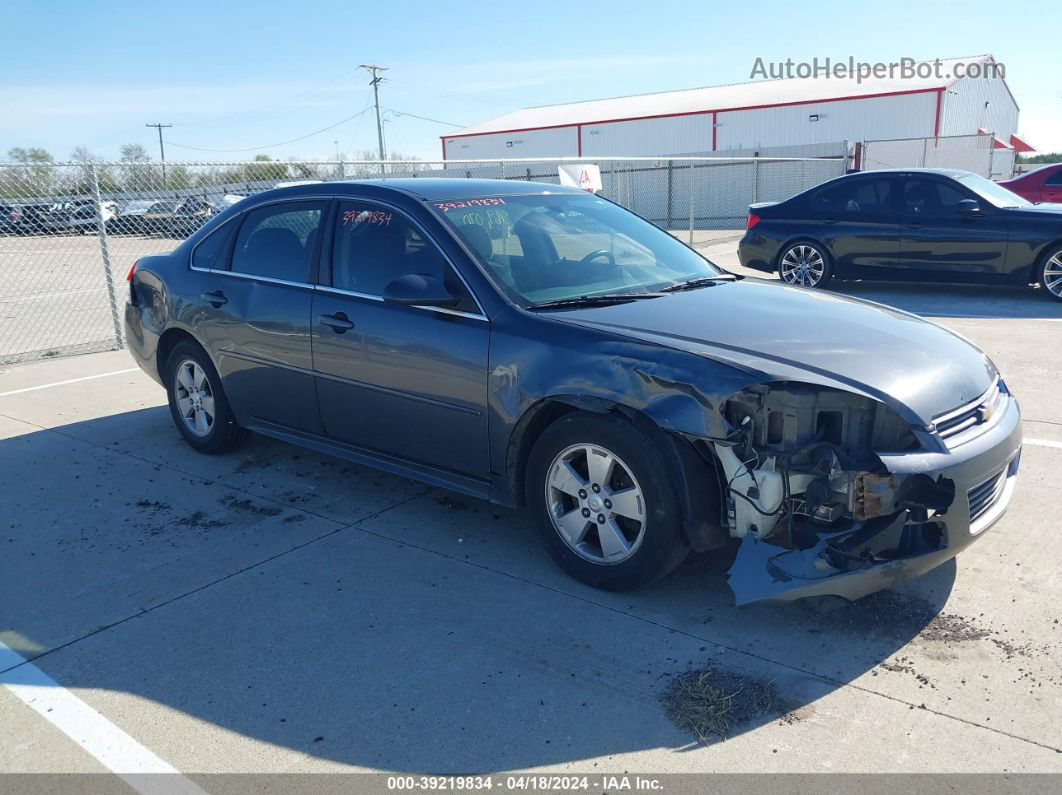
[968,468,1008,523]
[935,380,1002,443]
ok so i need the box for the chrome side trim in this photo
[189,266,315,290]
[313,285,487,321]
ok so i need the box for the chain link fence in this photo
[860,133,1016,179]
[0,156,843,364]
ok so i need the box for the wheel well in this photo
[507,399,582,507]
[507,398,728,551]
[155,328,204,379]
[1034,239,1062,281]
[775,237,831,270]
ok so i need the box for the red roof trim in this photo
[934,88,943,137]
[440,87,942,141]
[1009,133,1035,153]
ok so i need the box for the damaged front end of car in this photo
[700,380,1021,605]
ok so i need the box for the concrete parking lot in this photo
[1,246,1061,782]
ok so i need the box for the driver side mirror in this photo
[956,198,982,215]
[382,273,460,307]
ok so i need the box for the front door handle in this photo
[905,222,926,229]
[201,290,227,307]
[320,312,355,332]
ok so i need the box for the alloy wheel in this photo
[1044,251,1062,298]
[544,443,647,564]
[780,244,825,287]
[173,359,215,437]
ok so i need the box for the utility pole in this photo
[359,64,388,174]
[145,122,172,187]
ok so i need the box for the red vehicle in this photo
[997,164,1062,204]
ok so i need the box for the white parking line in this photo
[1026,437,1062,450]
[0,368,140,398]
[0,642,204,793]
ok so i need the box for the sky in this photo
[1,0,1060,163]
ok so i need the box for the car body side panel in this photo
[740,169,1062,284]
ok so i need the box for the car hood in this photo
[549,280,996,423]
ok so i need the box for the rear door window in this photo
[192,220,235,270]
[812,178,894,217]
[230,201,325,282]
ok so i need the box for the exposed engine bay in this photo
[712,383,959,603]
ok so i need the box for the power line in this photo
[168,105,374,153]
[176,66,366,129]
[384,109,465,127]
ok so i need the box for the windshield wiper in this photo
[529,292,666,310]
[661,275,736,293]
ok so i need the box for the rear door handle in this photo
[320,312,355,332]
[822,218,840,225]
[905,222,926,229]
[201,290,227,307]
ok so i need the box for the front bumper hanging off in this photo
[726,394,1022,605]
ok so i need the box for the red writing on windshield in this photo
[434,198,506,213]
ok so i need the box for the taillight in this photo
[126,260,139,281]
[746,213,761,230]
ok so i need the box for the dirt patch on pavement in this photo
[220,494,283,516]
[660,666,799,743]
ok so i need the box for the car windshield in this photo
[430,193,724,306]
[954,173,1031,208]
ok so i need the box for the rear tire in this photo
[1039,247,1062,301]
[777,241,833,289]
[164,340,249,454]
[525,412,688,591]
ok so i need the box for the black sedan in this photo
[738,168,1062,301]
[125,179,1021,604]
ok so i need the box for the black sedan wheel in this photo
[778,242,833,288]
[1041,248,1062,301]
[525,412,688,591]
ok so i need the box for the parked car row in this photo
[0,194,246,238]
[738,168,1062,301]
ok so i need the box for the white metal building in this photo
[441,55,1024,162]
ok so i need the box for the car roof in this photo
[802,167,978,196]
[250,177,587,202]
[848,168,976,178]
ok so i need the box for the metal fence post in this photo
[666,160,674,229]
[688,161,695,245]
[753,158,760,202]
[92,164,124,349]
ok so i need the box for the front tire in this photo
[777,241,833,288]
[1039,247,1062,301]
[525,412,688,591]
[165,340,249,454]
